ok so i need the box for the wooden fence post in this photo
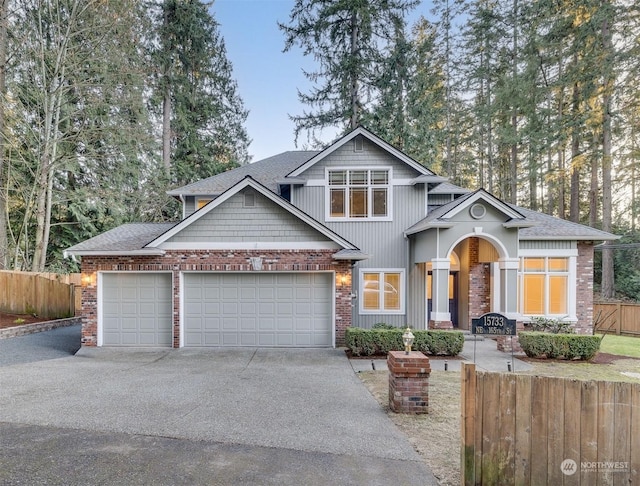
[461,362,476,486]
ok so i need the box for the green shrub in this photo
[519,331,601,360]
[528,317,574,334]
[372,322,397,330]
[345,327,464,357]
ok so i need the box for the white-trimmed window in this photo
[519,257,569,316]
[360,269,404,314]
[327,168,391,220]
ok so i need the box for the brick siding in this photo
[80,250,352,347]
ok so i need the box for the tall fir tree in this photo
[151,0,250,187]
[279,0,418,145]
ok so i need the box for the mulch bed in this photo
[0,312,53,330]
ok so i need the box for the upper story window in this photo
[197,198,213,210]
[327,168,391,220]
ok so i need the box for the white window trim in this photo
[359,268,405,315]
[325,167,393,222]
[518,256,577,320]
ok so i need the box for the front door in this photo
[427,272,459,327]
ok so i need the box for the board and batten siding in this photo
[299,138,423,180]
[168,190,332,243]
[293,179,427,329]
[519,240,575,251]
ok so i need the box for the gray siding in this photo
[519,240,575,251]
[169,189,332,243]
[299,139,423,180]
[293,180,427,329]
[184,196,196,217]
[291,141,430,329]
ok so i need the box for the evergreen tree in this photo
[150,0,250,186]
[279,0,418,144]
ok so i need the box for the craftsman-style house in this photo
[65,127,617,348]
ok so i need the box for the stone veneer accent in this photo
[388,351,431,414]
[80,250,352,347]
[0,317,82,340]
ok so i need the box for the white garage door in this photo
[183,273,333,347]
[101,273,172,347]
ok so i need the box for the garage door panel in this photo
[101,273,172,347]
[183,272,332,347]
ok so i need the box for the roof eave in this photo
[519,235,621,241]
[332,251,369,261]
[503,221,538,229]
[63,249,166,258]
[404,221,455,236]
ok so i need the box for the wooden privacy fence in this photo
[461,363,640,485]
[594,301,640,336]
[0,271,79,318]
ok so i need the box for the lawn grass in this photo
[597,333,640,358]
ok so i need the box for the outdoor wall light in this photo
[402,327,414,355]
[340,274,348,286]
[82,273,95,286]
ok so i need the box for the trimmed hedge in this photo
[345,327,464,357]
[519,331,601,360]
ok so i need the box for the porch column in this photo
[429,258,452,329]
[499,258,520,317]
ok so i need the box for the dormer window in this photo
[327,168,391,220]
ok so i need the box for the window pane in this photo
[523,258,545,272]
[549,258,568,272]
[329,170,346,185]
[523,274,544,314]
[197,199,212,209]
[372,188,387,216]
[363,274,380,310]
[350,170,367,185]
[330,189,345,217]
[384,273,400,310]
[549,276,568,314]
[371,170,388,185]
[350,188,368,217]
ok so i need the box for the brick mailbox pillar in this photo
[388,351,431,414]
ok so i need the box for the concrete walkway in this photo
[350,336,533,373]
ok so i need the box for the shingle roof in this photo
[511,205,619,240]
[167,151,319,196]
[405,193,618,241]
[64,223,176,255]
[429,182,471,194]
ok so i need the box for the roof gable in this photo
[149,177,360,251]
[286,126,435,178]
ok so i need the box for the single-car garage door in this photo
[183,273,333,347]
[101,273,173,346]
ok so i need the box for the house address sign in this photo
[471,313,516,336]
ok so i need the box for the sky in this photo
[211,0,432,162]
[212,0,322,162]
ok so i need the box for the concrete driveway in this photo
[0,333,437,485]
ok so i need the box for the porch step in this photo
[461,331,484,341]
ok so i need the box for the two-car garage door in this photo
[183,273,333,347]
[100,272,333,347]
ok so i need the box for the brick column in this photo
[388,351,431,414]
